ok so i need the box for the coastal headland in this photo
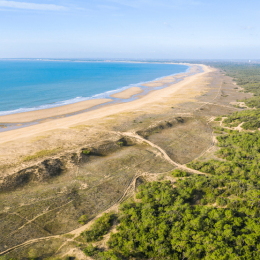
[0,63,251,259]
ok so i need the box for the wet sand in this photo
[0,98,112,123]
[142,76,176,87]
[0,64,213,144]
[110,87,144,99]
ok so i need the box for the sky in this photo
[0,0,259,59]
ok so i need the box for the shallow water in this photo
[0,60,188,116]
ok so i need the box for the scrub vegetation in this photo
[4,63,260,259]
[83,114,260,259]
[81,213,115,242]
[80,63,260,259]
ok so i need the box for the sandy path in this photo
[122,131,207,176]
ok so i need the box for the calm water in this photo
[0,60,188,116]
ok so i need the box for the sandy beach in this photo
[142,76,176,87]
[0,64,196,125]
[110,87,144,99]
[0,98,112,123]
[0,64,212,144]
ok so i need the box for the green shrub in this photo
[78,215,88,225]
[82,150,91,155]
[81,213,115,242]
[216,197,227,206]
[213,126,224,131]
[96,250,121,260]
[64,257,73,260]
[200,198,207,205]
[213,130,223,134]
[28,249,38,260]
[171,169,188,177]
[0,257,9,260]
[83,244,99,256]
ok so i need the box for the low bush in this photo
[78,215,88,225]
[171,169,188,177]
[83,244,99,256]
[81,213,115,242]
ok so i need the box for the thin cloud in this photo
[105,0,201,9]
[106,0,140,8]
[97,4,119,10]
[240,25,254,30]
[0,0,68,11]
[164,22,172,28]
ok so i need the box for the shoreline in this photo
[0,63,200,131]
[110,87,144,99]
[0,99,112,124]
[0,61,190,118]
[0,64,211,143]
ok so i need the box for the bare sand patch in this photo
[0,98,112,123]
[110,87,143,99]
[142,76,176,87]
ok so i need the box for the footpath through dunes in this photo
[0,64,252,259]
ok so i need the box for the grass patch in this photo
[117,142,124,147]
[22,149,60,162]
[69,125,92,130]
[78,214,88,225]
[213,130,223,134]
[214,117,222,121]
[82,150,91,155]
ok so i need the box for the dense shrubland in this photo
[221,110,260,130]
[81,213,115,242]
[188,130,260,183]
[83,107,260,259]
[83,126,260,259]
[86,176,260,259]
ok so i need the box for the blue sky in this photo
[0,0,259,59]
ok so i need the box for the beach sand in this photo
[110,87,144,99]
[0,64,212,144]
[142,76,176,87]
[0,64,194,124]
[0,98,112,123]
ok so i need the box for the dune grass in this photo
[22,149,60,162]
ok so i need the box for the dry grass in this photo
[69,124,92,130]
[30,135,50,143]
[22,149,61,162]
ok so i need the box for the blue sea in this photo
[0,60,189,116]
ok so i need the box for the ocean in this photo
[0,60,189,116]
